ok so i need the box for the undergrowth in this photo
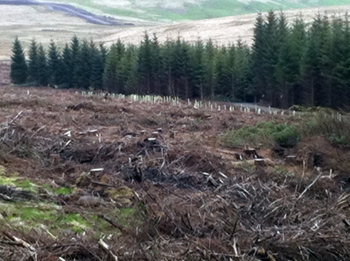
[223,110,350,149]
[222,121,300,148]
[301,111,350,146]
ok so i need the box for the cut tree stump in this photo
[243,148,261,159]
[254,158,266,167]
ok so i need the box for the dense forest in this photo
[10,11,350,109]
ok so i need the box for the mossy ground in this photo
[0,170,136,237]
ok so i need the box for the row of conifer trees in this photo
[10,11,350,109]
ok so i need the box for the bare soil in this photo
[0,63,350,260]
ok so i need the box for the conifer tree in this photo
[10,37,28,84]
[115,40,126,93]
[70,35,80,87]
[138,32,153,94]
[28,39,39,83]
[48,40,62,86]
[301,14,326,106]
[318,14,332,107]
[192,38,206,98]
[61,44,73,88]
[103,44,119,92]
[99,43,108,66]
[251,12,267,102]
[225,43,236,100]
[234,40,252,102]
[263,11,280,106]
[36,44,48,86]
[274,11,290,107]
[169,37,193,99]
[178,39,192,99]
[279,15,307,106]
[121,45,139,94]
[162,38,176,96]
[151,33,164,95]
[74,40,91,89]
[328,15,348,108]
[204,39,216,98]
[214,46,231,99]
[90,42,104,90]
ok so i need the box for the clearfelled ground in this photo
[0,61,350,260]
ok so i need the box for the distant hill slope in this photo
[37,0,350,21]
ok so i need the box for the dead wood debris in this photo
[0,85,349,260]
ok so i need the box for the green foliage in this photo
[27,39,39,84]
[74,40,92,89]
[121,45,139,94]
[222,121,300,148]
[48,40,63,86]
[103,42,121,92]
[37,44,49,86]
[90,43,105,89]
[138,32,153,95]
[61,43,73,88]
[10,37,27,84]
[55,187,75,195]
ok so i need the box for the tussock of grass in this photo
[301,111,350,146]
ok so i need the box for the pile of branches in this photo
[130,168,350,261]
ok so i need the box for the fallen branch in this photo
[98,238,119,261]
[98,215,127,233]
[9,110,23,124]
[297,172,323,201]
[3,231,37,261]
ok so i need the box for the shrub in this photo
[222,121,300,148]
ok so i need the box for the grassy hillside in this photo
[38,0,350,21]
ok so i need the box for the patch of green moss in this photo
[4,202,91,234]
[54,187,75,195]
[11,207,56,221]
[0,167,141,237]
[4,202,59,231]
[0,175,38,192]
[119,207,134,217]
[55,213,89,233]
[15,180,38,192]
